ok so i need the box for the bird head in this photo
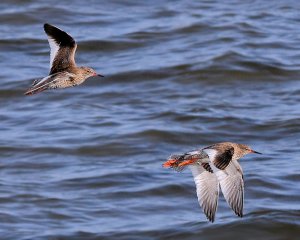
[237,143,262,157]
[81,67,104,79]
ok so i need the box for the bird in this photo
[163,142,261,222]
[25,23,103,95]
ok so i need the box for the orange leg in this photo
[163,159,178,168]
[178,159,195,167]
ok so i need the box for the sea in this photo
[0,0,299,239]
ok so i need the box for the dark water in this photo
[0,0,299,239]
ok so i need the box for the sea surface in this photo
[0,0,299,239]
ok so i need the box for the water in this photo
[0,0,299,239]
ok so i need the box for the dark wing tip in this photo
[203,203,217,223]
[208,216,215,223]
[43,23,76,47]
[205,211,215,222]
[44,23,51,29]
[44,23,56,34]
[235,210,243,218]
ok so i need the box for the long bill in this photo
[250,149,262,154]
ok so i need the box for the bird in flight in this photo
[25,23,103,95]
[163,142,261,222]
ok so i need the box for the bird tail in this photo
[163,153,198,171]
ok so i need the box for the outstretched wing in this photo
[44,23,77,75]
[218,160,244,217]
[190,163,219,222]
[204,147,244,217]
[163,149,220,222]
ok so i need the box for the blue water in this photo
[0,1,299,239]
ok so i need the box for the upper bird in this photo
[25,23,103,95]
[163,142,261,222]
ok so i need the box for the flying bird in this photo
[25,23,103,95]
[163,142,261,222]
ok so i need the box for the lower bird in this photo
[163,142,261,222]
[25,23,103,95]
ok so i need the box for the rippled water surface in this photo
[0,0,299,239]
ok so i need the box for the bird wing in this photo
[190,163,219,222]
[219,160,244,217]
[213,146,234,170]
[24,72,75,95]
[209,159,244,218]
[44,23,77,75]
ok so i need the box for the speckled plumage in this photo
[25,23,103,95]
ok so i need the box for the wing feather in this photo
[44,23,77,74]
[24,72,75,95]
[204,148,244,217]
[213,161,244,217]
[220,161,244,217]
[190,164,219,222]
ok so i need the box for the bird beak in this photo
[97,74,104,77]
[250,149,262,154]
